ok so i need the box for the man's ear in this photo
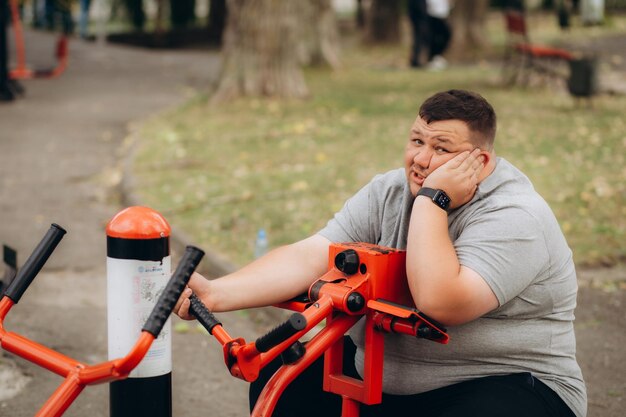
[478,150,491,166]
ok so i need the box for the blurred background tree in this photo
[448,0,491,61]
[365,0,402,44]
[212,0,340,102]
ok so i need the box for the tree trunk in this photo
[213,0,339,102]
[296,0,341,69]
[447,0,490,61]
[356,0,365,28]
[365,0,402,44]
[155,0,166,35]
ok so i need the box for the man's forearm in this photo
[406,197,461,319]
[406,198,498,325]
[204,235,330,312]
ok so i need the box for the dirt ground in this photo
[574,267,626,415]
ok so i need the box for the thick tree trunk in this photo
[213,0,308,102]
[365,0,402,44]
[213,0,340,102]
[447,0,490,61]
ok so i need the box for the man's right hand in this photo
[173,272,210,320]
[172,234,331,320]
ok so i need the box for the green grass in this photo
[131,13,626,268]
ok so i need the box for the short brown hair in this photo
[419,90,497,149]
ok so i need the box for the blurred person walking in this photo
[407,0,429,68]
[426,0,452,70]
[78,0,91,39]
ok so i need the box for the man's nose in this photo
[413,148,433,168]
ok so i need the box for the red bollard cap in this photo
[106,206,171,239]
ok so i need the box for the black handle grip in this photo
[142,246,205,337]
[255,313,307,353]
[188,294,222,334]
[4,224,66,303]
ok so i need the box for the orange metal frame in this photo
[205,242,450,417]
[0,295,157,417]
[8,0,68,80]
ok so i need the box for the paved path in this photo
[0,29,252,417]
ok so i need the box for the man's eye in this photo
[412,138,423,145]
[435,147,449,153]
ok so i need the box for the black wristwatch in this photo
[416,187,451,212]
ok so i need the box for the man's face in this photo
[404,116,476,197]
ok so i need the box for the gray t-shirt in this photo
[318,158,587,417]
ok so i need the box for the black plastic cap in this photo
[255,313,307,353]
[334,249,360,275]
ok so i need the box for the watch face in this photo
[435,191,451,210]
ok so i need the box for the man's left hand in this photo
[423,148,484,209]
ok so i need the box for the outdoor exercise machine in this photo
[0,223,205,417]
[7,0,69,80]
[188,242,450,417]
[1,226,449,417]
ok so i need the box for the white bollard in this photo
[106,206,173,417]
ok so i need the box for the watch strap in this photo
[416,187,438,200]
